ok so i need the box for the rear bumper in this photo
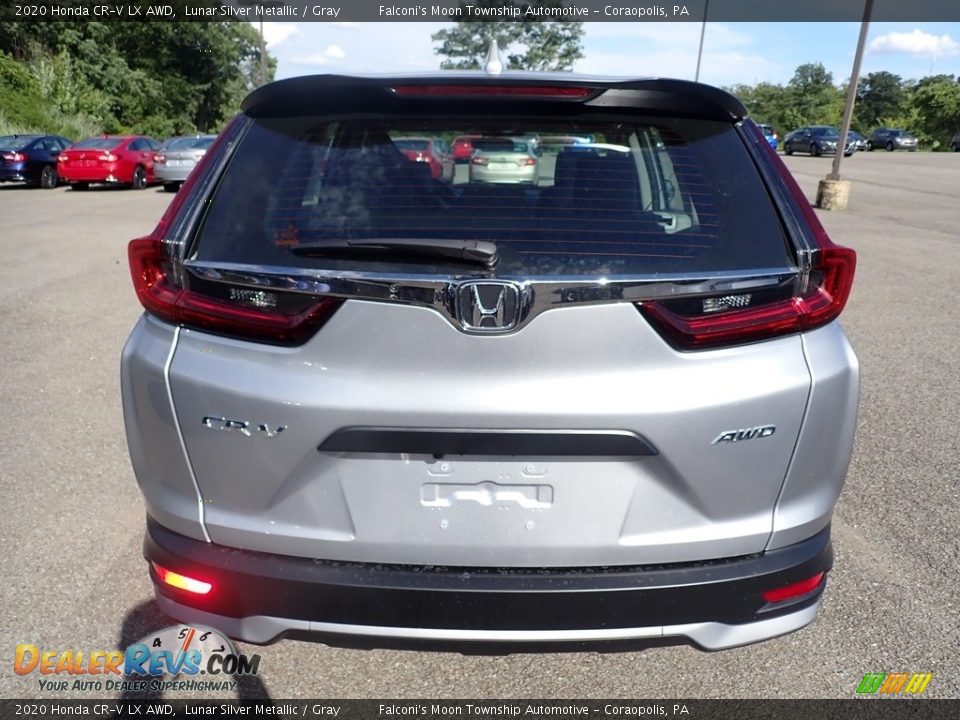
[58,166,125,183]
[155,165,192,182]
[0,165,28,181]
[145,518,833,650]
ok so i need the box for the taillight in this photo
[391,85,594,98]
[97,152,117,162]
[762,572,825,603]
[152,562,212,595]
[519,157,537,166]
[471,156,489,166]
[128,236,341,345]
[639,121,856,351]
[155,153,166,164]
[58,154,68,162]
[9,152,27,162]
[640,248,855,349]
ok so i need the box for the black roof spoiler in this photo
[241,74,747,123]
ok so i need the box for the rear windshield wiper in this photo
[290,238,498,267]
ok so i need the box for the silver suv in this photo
[122,74,859,651]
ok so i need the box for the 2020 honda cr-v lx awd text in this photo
[122,73,859,651]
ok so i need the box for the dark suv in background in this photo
[123,73,858,651]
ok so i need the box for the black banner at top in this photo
[3,0,960,23]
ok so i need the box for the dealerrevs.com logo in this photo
[14,626,261,693]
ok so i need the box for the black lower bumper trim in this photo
[144,519,832,632]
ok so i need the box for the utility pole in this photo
[259,19,267,87]
[694,0,709,82]
[816,0,874,210]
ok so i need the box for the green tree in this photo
[856,71,904,129]
[729,81,793,135]
[908,75,960,149]
[785,62,844,128]
[0,18,268,136]
[432,1,584,71]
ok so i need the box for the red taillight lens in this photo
[152,562,212,595]
[58,154,68,162]
[97,152,117,162]
[471,156,489,166]
[639,121,857,351]
[391,85,594,99]
[520,157,537,166]
[155,153,166,164]
[128,236,341,345]
[762,572,825,603]
[640,247,856,349]
[10,152,27,162]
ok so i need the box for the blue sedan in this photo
[0,134,74,188]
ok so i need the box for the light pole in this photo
[259,19,267,87]
[694,0,709,82]
[816,0,875,209]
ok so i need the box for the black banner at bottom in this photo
[2,700,958,720]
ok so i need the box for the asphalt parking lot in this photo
[1,151,957,700]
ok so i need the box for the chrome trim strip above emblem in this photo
[183,260,797,333]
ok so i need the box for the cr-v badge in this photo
[201,416,287,438]
[712,425,776,444]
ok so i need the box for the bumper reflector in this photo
[152,562,212,595]
[762,572,825,603]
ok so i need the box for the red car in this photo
[57,135,160,190]
[393,137,453,181]
[452,134,483,164]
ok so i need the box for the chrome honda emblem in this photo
[456,280,521,333]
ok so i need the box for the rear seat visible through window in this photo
[194,117,792,276]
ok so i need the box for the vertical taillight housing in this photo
[128,117,341,345]
[639,121,856,350]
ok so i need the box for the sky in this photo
[254,21,960,88]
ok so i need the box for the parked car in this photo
[58,135,160,190]
[469,137,539,184]
[155,135,217,192]
[452,134,482,163]
[783,126,854,157]
[846,130,867,152]
[757,123,779,150]
[123,73,858,651]
[392,136,454,181]
[0,134,73,188]
[866,128,918,151]
[950,131,960,152]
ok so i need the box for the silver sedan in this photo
[468,138,539,184]
[155,135,216,191]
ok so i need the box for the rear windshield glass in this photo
[0,135,39,150]
[393,139,430,151]
[165,136,215,151]
[192,115,792,277]
[74,138,122,150]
